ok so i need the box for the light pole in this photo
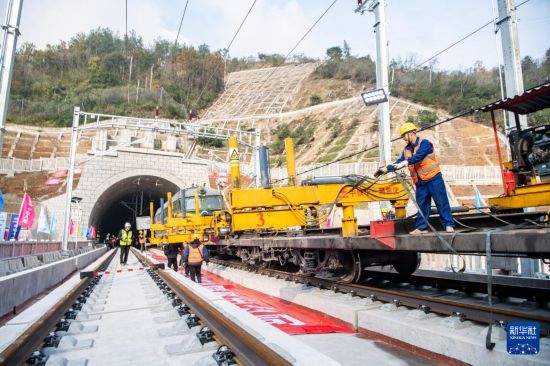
[71,196,82,249]
[356,0,391,167]
[61,107,80,251]
[0,0,24,154]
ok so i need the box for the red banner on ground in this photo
[148,250,353,335]
[201,272,354,334]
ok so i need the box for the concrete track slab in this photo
[4,249,340,365]
[295,333,437,366]
[204,262,550,366]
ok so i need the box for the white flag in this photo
[37,207,50,234]
[0,212,8,239]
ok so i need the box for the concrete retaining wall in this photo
[0,247,107,318]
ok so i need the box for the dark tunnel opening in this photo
[89,175,179,239]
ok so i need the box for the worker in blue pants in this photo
[375,122,455,234]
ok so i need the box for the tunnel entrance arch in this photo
[88,169,184,237]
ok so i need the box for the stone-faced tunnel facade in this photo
[42,149,209,239]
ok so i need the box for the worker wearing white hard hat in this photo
[118,222,133,264]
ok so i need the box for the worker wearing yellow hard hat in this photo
[374,122,455,235]
[399,122,418,136]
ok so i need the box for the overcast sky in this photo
[2,0,549,70]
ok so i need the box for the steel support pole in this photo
[229,136,240,189]
[254,128,261,187]
[0,0,24,154]
[491,111,507,193]
[61,107,80,251]
[496,0,527,130]
[370,0,391,166]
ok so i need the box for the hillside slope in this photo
[197,64,507,168]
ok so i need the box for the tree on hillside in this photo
[326,46,343,60]
[258,53,285,66]
[8,28,228,126]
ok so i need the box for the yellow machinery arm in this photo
[227,136,409,237]
[150,189,231,245]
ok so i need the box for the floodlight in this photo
[355,0,378,14]
[360,88,388,107]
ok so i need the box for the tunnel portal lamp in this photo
[360,88,388,107]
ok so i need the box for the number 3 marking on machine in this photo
[257,213,265,227]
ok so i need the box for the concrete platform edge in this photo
[0,247,107,318]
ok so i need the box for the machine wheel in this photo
[335,251,363,284]
[393,252,421,276]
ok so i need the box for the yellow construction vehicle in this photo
[482,82,550,210]
[149,186,230,245]
[226,136,410,237]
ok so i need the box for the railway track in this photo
[0,249,303,366]
[210,258,550,336]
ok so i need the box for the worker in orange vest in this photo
[183,234,209,283]
[179,240,190,277]
[138,230,146,252]
[375,122,454,235]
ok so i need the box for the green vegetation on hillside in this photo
[8,28,224,126]
[7,30,549,130]
[226,53,316,73]
[315,42,550,126]
[271,120,316,155]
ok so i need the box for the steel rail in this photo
[0,249,117,366]
[132,249,292,366]
[362,269,550,302]
[210,258,550,336]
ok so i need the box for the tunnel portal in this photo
[88,175,179,238]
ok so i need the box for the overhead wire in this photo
[226,0,258,51]
[193,0,338,110]
[267,0,536,183]
[274,0,535,182]
[414,0,531,68]
[257,0,339,87]
[174,0,190,48]
[414,20,493,69]
[192,0,258,109]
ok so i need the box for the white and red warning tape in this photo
[80,263,165,279]
[93,267,146,276]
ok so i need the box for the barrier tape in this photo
[80,263,165,278]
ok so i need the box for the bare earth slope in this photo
[196,63,507,168]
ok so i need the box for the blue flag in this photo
[474,187,482,213]
[0,191,4,213]
[50,215,57,235]
[7,214,19,240]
